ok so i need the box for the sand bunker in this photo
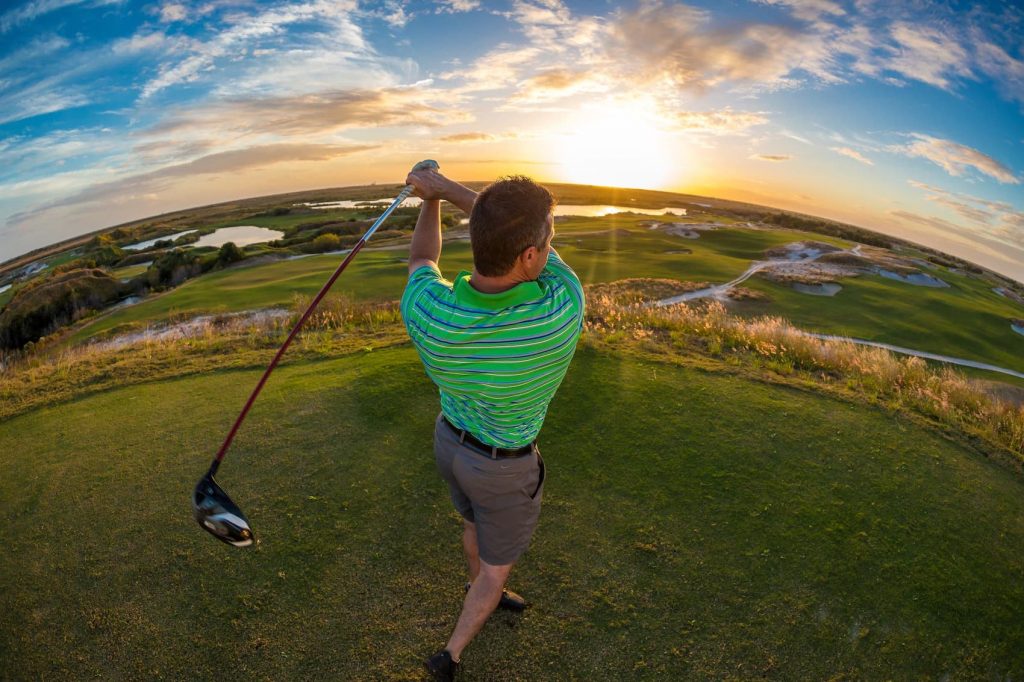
[793,282,842,296]
[764,241,842,261]
[758,261,860,285]
[994,287,1024,306]
[1013,320,1024,337]
[657,222,720,239]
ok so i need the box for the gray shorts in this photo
[433,413,545,566]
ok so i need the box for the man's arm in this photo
[405,168,479,274]
[409,199,441,275]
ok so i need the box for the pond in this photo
[122,230,197,251]
[0,283,11,295]
[193,226,284,249]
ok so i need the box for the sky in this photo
[0,0,1022,282]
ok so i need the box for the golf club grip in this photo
[209,184,416,470]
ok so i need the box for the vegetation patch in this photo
[0,269,128,350]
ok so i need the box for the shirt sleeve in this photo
[542,250,586,323]
[401,263,447,339]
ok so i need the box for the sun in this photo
[553,101,680,189]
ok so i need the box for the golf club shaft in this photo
[207,184,416,475]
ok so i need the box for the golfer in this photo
[401,167,585,681]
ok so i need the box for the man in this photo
[400,166,585,681]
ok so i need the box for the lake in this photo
[123,230,197,251]
[193,226,284,248]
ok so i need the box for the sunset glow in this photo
[0,1,1021,281]
[555,101,681,190]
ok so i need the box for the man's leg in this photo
[463,520,480,583]
[444,559,513,662]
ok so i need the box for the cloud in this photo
[972,35,1024,107]
[830,146,873,165]
[754,0,846,22]
[906,179,1024,248]
[883,22,973,91]
[142,86,469,140]
[8,143,376,226]
[436,0,479,12]
[752,154,791,162]
[895,134,1019,184]
[439,132,497,143]
[140,0,365,99]
[670,108,769,135]
[440,45,542,93]
[159,2,187,22]
[889,209,963,234]
[0,0,96,33]
[602,1,844,93]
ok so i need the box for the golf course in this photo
[2,185,1024,679]
[3,343,1024,679]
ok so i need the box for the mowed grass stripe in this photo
[1,345,1022,679]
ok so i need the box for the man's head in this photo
[470,175,556,278]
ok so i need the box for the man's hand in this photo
[406,167,478,215]
[406,168,451,202]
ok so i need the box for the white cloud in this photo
[895,134,1019,184]
[436,0,479,12]
[907,179,1024,249]
[8,142,377,226]
[140,0,366,99]
[159,2,187,22]
[830,146,873,165]
[883,22,973,91]
[752,154,791,162]
[671,108,769,136]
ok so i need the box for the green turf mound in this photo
[1,346,1022,678]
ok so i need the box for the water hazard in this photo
[122,230,197,251]
[193,226,284,248]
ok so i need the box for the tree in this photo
[218,242,244,265]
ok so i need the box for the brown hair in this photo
[469,175,555,276]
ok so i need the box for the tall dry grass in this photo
[2,285,1021,465]
[584,290,1024,462]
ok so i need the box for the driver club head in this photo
[192,472,255,547]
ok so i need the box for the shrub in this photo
[147,249,201,288]
[218,242,244,265]
[310,233,342,252]
[0,269,126,349]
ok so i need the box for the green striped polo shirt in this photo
[401,251,585,449]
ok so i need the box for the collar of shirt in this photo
[453,270,545,310]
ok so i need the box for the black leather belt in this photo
[442,416,536,459]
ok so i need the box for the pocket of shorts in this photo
[529,453,545,499]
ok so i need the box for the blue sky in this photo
[1,0,1022,282]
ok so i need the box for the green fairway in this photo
[2,344,1022,679]
[733,268,1024,374]
[63,216,1024,388]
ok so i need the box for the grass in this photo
[2,342,1024,679]
[734,268,1024,374]
[64,219,1024,393]
[109,263,152,280]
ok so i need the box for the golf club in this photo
[192,159,440,547]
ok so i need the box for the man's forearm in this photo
[442,181,478,215]
[410,199,442,263]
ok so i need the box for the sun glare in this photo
[554,102,680,189]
